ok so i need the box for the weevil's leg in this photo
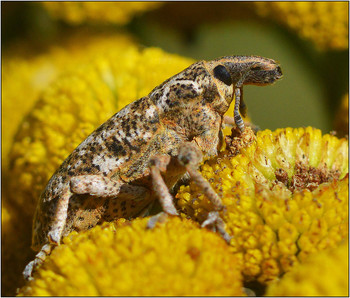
[239,88,247,118]
[178,142,223,210]
[23,243,52,281]
[178,142,232,243]
[223,115,261,133]
[47,186,71,245]
[234,87,245,132]
[147,155,178,229]
[48,175,122,245]
[70,175,122,197]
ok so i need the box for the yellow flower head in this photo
[19,217,244,296]
[42,2,162,25]
[176,127,348,283]
[255,2,349,50]
[266,242,349,296]
[8,46,193,216]
[2,31,135,170]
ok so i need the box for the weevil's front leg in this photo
[239,87,247,118]
[233,87,245,132]
[223,115,261,133]
[178,142,231,243]
[147,155,178,228]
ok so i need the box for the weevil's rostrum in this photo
[24,55,282,279]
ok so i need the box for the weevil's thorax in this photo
[149,61,232,122]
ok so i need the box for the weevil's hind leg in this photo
[70,174,122,197]
[178,142,232,243]
[23,243,53,281]
[147,155,178,229]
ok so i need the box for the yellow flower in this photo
[18,217,244,296]
[42,2,162,25]
[2,31,135,170]
[255,2,349,50]
[266,242,348,296]
[7,46,193,216]
[176,127,348,283]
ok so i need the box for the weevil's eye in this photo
[213,65,232,86]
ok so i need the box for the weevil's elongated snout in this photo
[244,63,283,86]
[218,56,283,86]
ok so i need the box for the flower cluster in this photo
[2,31,135,170]
[266,242,349,296]
[176,127,348,283]
[18,217,244,296]
[255,2,349,50]
[42,2,162,25]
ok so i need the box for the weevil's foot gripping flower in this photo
[18,217,244,296]
[176,127,348,284]
[266,242,349,296]
[225,126,256,157]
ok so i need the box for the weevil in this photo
[23,55,282,280]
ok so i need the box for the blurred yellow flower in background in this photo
[2,31,135,170]
[18,217,244,296]
[176,127,348,283]
[266,242,348,296]
[255,2,349,50]
[42,1,162,25]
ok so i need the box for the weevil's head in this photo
[204,56,282,114]
[211,55,283,87]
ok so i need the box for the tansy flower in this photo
[176,127,348,284]
[254,2,349,50]
[18,217,244,296]
[8,46,194,216]
[2,30,135,170]
[266,242,349,296]
[42,2,162,25]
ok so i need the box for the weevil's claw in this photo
[23,261,35,281]
[202,211,232,243]
[147,211,169,229]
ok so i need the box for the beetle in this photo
[23,55,282,280]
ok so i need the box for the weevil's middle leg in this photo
[178,142,231,243]
[147,155,178,229]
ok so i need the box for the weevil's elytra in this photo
[23,55,282,280]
